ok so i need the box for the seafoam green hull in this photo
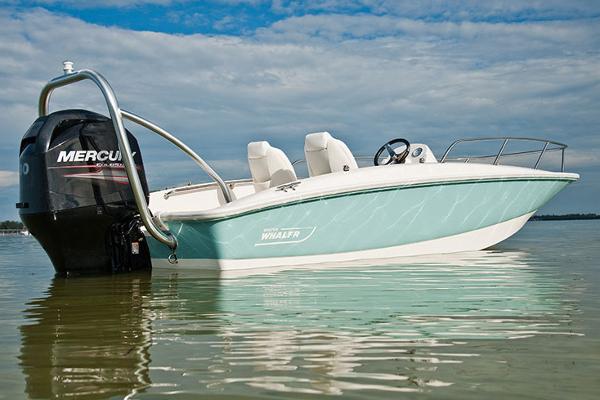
[147,178,572,264]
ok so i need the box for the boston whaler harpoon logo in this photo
[255,227,316,246]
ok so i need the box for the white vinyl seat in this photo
[304,132,358,177]
[247,141,297,192]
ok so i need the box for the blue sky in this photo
[0,0,599,219]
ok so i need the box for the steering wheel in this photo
[374,138,411,166]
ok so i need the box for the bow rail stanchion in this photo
[37,62,232,251]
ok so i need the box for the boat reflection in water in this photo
[20,250,581,397]
[19,274,156,399]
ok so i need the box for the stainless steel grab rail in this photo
[292,155,373,166]
[162,178,252,200]
[37,63,232,250]
[440,137,568,172]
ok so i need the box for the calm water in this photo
[0,221,599,399]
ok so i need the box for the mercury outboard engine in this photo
[18,109,151,275]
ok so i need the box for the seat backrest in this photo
[247,141,297,192]
[304,132,358,177]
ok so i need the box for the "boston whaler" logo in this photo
[56,150,136,163]
[255,227,316,246]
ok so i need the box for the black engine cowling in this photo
[18,109,151,275]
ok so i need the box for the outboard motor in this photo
[18,109,151,275]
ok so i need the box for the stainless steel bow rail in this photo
[38,62,234,251]
[440,137,568,172]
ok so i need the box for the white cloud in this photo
[0,171,19,188]
[259,14,598,58]
[0,8,599,203]
[26,0,177,7]
[271,0,600,20]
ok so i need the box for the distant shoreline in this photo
[1,213,598,235]
[530,213,600,221]
[0,230,30,236]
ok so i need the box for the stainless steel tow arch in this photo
[38,63,233,251]
[119,110,232,204]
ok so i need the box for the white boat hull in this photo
[146,163,577,271]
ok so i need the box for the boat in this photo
[18,63,579,275]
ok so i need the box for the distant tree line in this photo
[0,220,24,229]
[1,214,596,230]
[531,213,600,221]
